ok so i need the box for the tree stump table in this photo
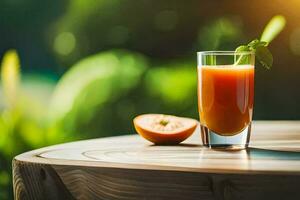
[13,121,300,200]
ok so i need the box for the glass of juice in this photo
[197,51,254,150]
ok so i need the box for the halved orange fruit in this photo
[133,114,198,145]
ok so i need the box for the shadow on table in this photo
[246,147,300,160]
[150,142,300,161]
[150,143,202,147]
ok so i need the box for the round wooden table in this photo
[13,121,300,200]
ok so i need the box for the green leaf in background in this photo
[49,50,148,135]
[260,15,286,43]
[0,170,9,185]
[0,170,9,200]
[207,55,216,65]
[1,50,20,108]
[145,62,196,107]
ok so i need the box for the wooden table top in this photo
[15,121,300,175]
[13,121,300,200]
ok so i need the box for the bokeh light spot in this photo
[54,32,76,56]
[154,10,178,32]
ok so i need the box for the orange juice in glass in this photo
[197,51,254,150]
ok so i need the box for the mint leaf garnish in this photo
[235,39,272,69]
[234,15,286,69]
[256,46,273,70]
[235,45,249,52]
[248,39,268,49]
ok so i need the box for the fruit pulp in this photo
[198,65,254,136]
[133,114,198,144]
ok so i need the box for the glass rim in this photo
[197,51,254,56]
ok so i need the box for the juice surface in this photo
[198,65,254,135]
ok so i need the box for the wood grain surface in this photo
[13,121,300,200]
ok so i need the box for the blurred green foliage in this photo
[49,50,148,138]
[0,46,195,200]
[145,62,196,106]
[0,5,245,197]
[0,51,56,199]
[0,48,198,199]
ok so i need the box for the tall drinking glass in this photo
[197,51,255,150]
